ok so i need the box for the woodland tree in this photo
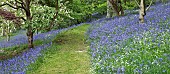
[1,0,34,48]
[0,0,61,48]
[135,0,152,23]
[0,9,19,40]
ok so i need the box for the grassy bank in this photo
[27,24,91,74]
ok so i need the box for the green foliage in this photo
[38,0,56,7]
[65,0,107,25]
[1,0,168,34]
[28,0,107,32]
[31,5,56,32]
[95,2,107,14]
[122,0,162,10]
[0,44,27,60]
[1,0,107,34]
[123,1,138,10]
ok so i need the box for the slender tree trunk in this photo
[26,17,33,48]
[26,20,34,48]
[25,0,34,48]
[6,33,10,41]
[36,29,38,34]
[119,1,124,16]
[6,22,10,41]
[1,27,5,36]
[139,0,146,23]
[27,28,33,48]
[107,0,112,18]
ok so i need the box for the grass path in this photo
[28,24,90,74]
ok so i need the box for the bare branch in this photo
[19,0,26,7]
[18,17,26,21]
[0,0,27,11]
[15,0,23,4]
[135,0,140,7]
[146,0,153,11]
[16,3,27,12]
[14,0,27,11]
[0,3,18,9]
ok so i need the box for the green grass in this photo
[0,44,27,60]
[27,24,91,74]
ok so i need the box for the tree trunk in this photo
[139,0,146,23]
[6,34,10,41]
[119,1,124,16]
[107,0,112,18]
[25,0,33,48]
[6,22,10,41]
[27,29,33,48]
[1,27,5,36]
[26,20,34,48]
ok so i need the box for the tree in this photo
[135,0,152,23]
[0,0,34,48]
[0,0,63,48]
[0,16,15,41]
[0,16,5,36]
[4,20,13,41]
[0,9,21,30]
[139,0,145,23]
[0,8,20,40]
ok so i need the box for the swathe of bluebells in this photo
[0,42,51,74]
[0,22,90,73]
[87,2,170,74]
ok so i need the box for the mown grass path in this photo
[28,24,90,74]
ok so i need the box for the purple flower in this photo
[87,1,170,73]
